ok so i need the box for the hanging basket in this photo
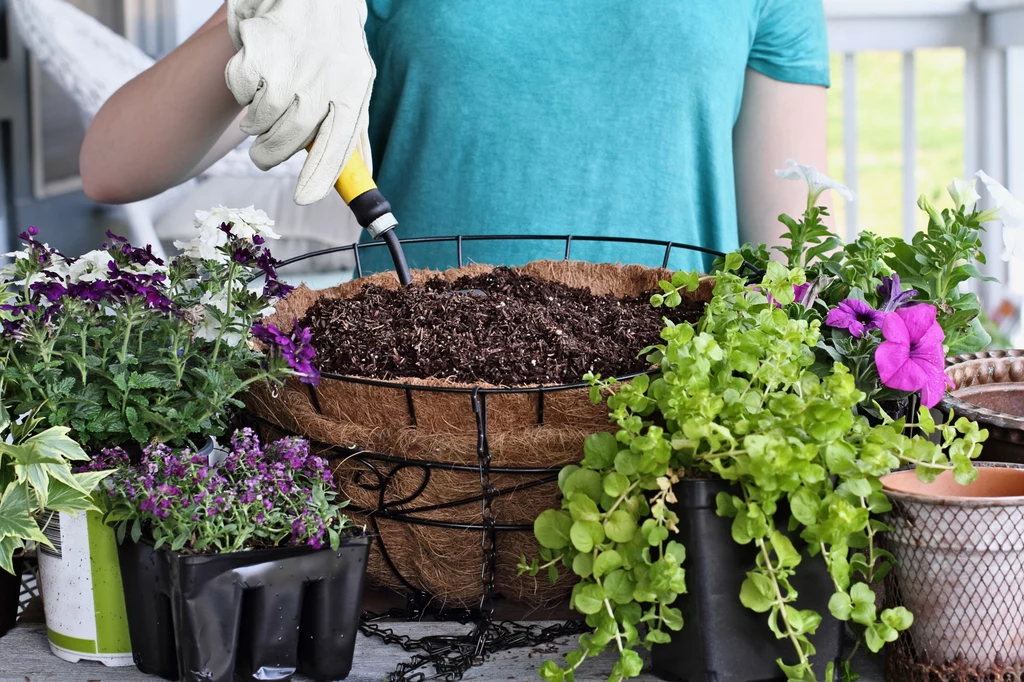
[246,236,719,608]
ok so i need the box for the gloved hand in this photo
[225,0,375,205]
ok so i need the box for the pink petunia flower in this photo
[826,299,887,338]
[874,304,954,408]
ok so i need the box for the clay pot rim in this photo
[939,350,1024,431]
[882,462,1024,507]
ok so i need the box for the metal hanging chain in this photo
[359,614,588,682]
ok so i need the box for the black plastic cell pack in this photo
[117,535,371,682]
[0,554,24,638]
[651,479,843,682]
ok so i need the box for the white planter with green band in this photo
[38,510,133,666]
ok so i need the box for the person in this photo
[81,1,831,273]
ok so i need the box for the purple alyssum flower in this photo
[95,429,346,553]
[875,304,954,408]
[877,274,918,313]
[826,299,887,338]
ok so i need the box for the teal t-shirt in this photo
[360,1,829,274]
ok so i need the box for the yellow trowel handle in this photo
[308,143,412,286]
[309,145,397,240]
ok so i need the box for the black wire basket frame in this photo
[253,235,730,682]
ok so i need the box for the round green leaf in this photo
[534,509,573,550]
[583,432,619,469]
[593,550,623,578]
[570,520,604,553]
[573,583,605,615]
[604,510,638,543]
[602,472,630,498]
[603,569,636,604]
[572,552,594,578]
[562,468,603,503]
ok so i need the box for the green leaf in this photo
[570,521,604,553]
[535,510,574,550]
[593,550,623,578]
[26,426,89,462]
[572,552,594,578]
[604,511,638,544]
[539,661,564,682]
[0,483,48,544]
[770,531,801,569]
[44,480,100,515]
[603,569,636,604]
[569,494,601,522]
[664,540,686,565]
[614,450,640,477]
[829,592,853,621]
[946,316,991,356]
[603,472,630,498]
[619,650,643,678]
[645,629,672,645]
[739,573,775,613]
[789,488,820,526]
[583,432,618,470]
[25,465,50,509]
[562,469,604,504]
[0,536,24,576]
[881,606,914,631]
[1,444,63,467]
[573,583,605,615]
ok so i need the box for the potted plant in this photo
[86,428,370,682]
[0,408,108,637]
[520,167,999,682]
[0,207,318,664]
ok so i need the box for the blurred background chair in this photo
[7,0,358,282]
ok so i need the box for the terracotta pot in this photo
[881,462,1024,667]
[939,350,1024,464]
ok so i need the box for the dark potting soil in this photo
[301,267,705,385]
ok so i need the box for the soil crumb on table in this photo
[301,267,705,385]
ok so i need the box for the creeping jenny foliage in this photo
[521,256,987,682]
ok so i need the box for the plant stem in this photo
[756,536,810,672]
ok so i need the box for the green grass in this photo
[827,49,966,238]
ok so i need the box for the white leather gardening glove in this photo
[225,0,375,205]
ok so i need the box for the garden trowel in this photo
[313,145,413,286]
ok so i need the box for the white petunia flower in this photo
[976,170,1024,261]
[948,177,982,210]
[775,159,856,210]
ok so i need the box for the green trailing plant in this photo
[0,406,111,574]
[520,257,987,682]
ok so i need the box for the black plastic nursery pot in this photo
[652,479,843,682]
[117,534,371,682]
[0,553,25,638]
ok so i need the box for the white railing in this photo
[825,0,1024,306]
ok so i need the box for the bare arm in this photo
[80,3,248,204]
[733,68,830,249]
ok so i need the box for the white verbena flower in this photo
[194,290,244,346]
[775,159,856,209]
[175,205,280,262]
[948,177,982,211]
[66,249,114,283]
[228,206,281,241]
